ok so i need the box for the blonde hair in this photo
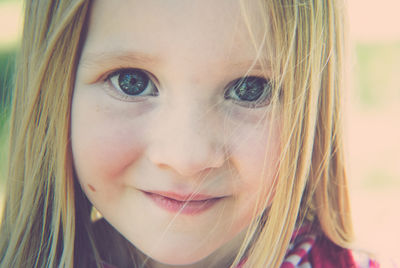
[233,0,352,266]
[0,0,352,267]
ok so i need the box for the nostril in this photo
[146,141,225,177]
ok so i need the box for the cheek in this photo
[229,121,281,204]
[74,126,144,178]
[71,93,148,194]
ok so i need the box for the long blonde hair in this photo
[0,0,352,267]
[233,0,352,266]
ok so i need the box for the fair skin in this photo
[71,0,280,267]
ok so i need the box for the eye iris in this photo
[234,77,268,102]
[118,70,149,95]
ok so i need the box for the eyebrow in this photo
[230,60,270,73]
[80,51,161,68]
[80,50,271,74]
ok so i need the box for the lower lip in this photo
[143,192,223,215]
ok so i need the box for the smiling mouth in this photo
[142,191,224,215]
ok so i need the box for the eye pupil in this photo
[233,77,270,102]
[118,70,149,95]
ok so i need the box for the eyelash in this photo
[225,76,272,108]
[103,68,158,102]
[103,68,272,108]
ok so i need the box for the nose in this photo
[146,103,225,177]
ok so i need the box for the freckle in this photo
[88,184,96,192]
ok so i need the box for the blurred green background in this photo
[0,0,20,201]
[1,0,19,198]
[0,0,399,264]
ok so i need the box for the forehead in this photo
[83,0,263,67]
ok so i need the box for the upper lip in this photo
[143,190,221,201]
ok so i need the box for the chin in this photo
[152,258,203,266]
[146,246,214,266]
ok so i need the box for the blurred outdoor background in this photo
[0,0,399,266]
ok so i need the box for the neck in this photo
[142,229,248,268]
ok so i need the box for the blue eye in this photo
[109,69,158,97]
[225,76,272,107]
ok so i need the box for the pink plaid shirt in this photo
[236,226,379,268]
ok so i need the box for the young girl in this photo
[0,0,379,267]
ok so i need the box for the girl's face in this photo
[71,0,280,267]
